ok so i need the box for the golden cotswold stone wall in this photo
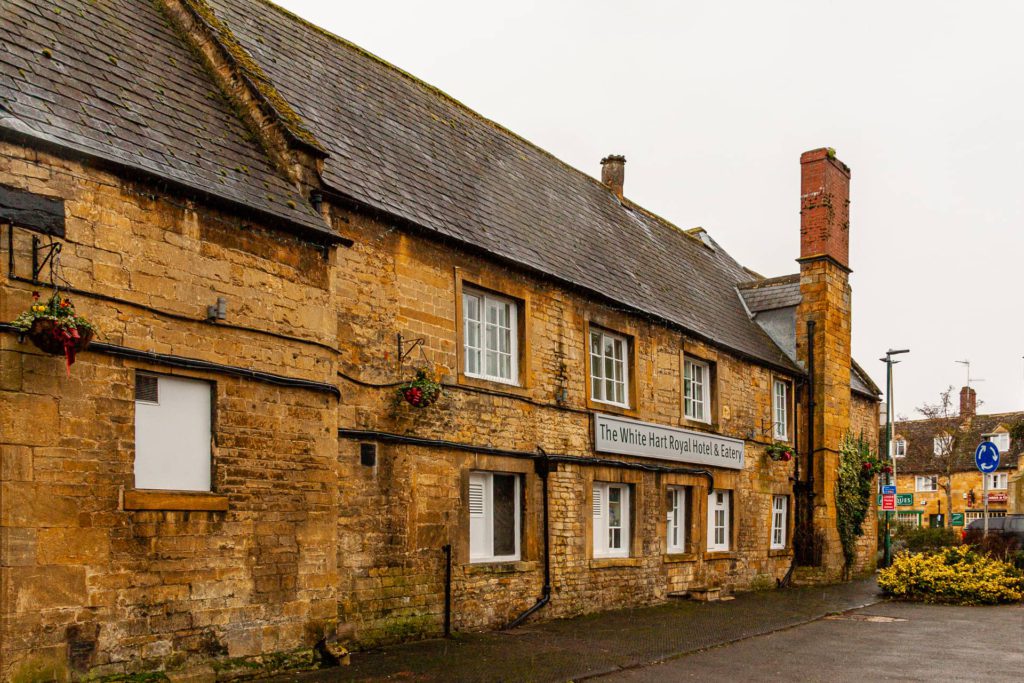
[0,142,339,680]
[332,205,823,642]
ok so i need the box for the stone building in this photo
[1,0,879,678]
[882,387,1022,527]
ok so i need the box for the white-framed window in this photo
[773,380,789,440]
[986,472,1008,490]
[893,438,907,458]
[770,495,788,550]
[896,512,921,528]
[593,482,630,558]
[984,433,1010,452]
[134,372,212,491]
[706,490,731,552]
[915,475,938,492]
[462,289,518,385]
[666,486,688,554]
[590,329,629,408]
[684,358,710,422]
[469,472,521,563]
[933,434,952,455]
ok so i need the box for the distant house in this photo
[882,387,1022,527]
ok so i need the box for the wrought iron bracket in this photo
[397,333,424,364]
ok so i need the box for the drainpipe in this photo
[806,320,816,498]
[442,544,452,637]
[505,448,552,629]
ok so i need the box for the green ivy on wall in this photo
[836,434,881,568]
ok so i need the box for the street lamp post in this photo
[881,348,909,568]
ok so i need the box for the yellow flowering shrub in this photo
[878,546,1024,605]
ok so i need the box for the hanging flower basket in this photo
[397,368,442,408]
[12,292,96,374]
[766,442,794,462]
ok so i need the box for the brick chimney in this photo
[601,155,626,200]
[799,148,850,267]
[794,147,854,578]
[960,386,977,418]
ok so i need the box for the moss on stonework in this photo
[358,614,438,648]
[210,647,321,677]
[178,0,323,151]
[88,673,169,683]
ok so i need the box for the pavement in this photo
[597,601,1024,682]
[268,578,884,683]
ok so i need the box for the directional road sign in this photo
[975,441,1001,474]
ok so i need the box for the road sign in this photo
[975,441,1000,473]
[951,512,965,527]
[881,493,896,511]
[877,493,914,507]
[882,485,896,495]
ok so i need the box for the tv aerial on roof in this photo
[955,360,985,389]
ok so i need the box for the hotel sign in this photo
[593,414,744,470]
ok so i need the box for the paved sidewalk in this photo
[270,578,881,683]
[597,601,1024,681]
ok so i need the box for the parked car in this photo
[962,515,1024,550]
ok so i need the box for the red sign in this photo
[988,492,1008,503]
[881,493,896,510]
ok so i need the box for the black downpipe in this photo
[442,544,452,637]
[806,320,816,496]
[505,450,553,629]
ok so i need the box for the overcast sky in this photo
[276,0,1024,417]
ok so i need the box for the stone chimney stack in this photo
[794,147,854,578]
[960,386,977,418]
[601,155,626,200]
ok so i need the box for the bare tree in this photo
[916,386,971,528]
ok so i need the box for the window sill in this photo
[663,552,698,564]
[458,373,529,396]
[464,560,537,575]
[590,557,641,569]
[703,551,737,561]
[124,489,228,512]
[587,401,638,418]
[768,548,792,558]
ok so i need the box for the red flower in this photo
[32,291,40,300]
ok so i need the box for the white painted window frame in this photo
[462,289,519,385]
[986,472,1008,490]
[984,433,1010,452]
[706,490,731,552]
[133,372,212,492]
[893,438,907,458]
[933,434,952,455]
[684,358,710,423]
[593,482,630,558]
[915,475,938,492]
[772,379,789,440]
[770,495,788,549]
[469,471,521,563]
[666,486,688,554]
[590,329,629,408]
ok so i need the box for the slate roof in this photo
[737,275,801,313]
[737,276,881,398]
[203,0,800,373]
[0,0,331,238]
[889,412,1024,474]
